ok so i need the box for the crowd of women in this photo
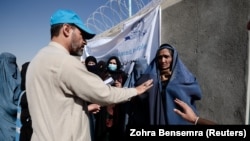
[0,43,215,141]
[82,43,216,141]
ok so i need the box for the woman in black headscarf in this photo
[16,62,33,141]
[85,56,98,74]
[84,55,101,141]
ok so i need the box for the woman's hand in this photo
[173,98,198,124]
[88,103,101,114]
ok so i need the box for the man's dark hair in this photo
[50,24,63,39]
[50,23,81,39]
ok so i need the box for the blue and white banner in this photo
[83,5,161,73]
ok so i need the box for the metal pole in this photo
[246,21,250,124]
[129,0,132,17]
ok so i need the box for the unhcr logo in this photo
[125,19,147,41]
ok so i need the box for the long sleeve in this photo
[196,117,217,125]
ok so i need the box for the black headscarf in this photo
[85,56,98,74]
[21,62,30,91]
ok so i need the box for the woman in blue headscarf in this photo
[0,52,22,140]
[127,43,202,125]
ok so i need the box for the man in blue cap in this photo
[25,9,153,141]
[49,9,95,56]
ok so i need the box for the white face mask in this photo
[108,64,117,71]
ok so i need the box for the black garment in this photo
[85,56,98,75]
[109,70,128,141]
[94,103,128,141]
[94,107,108,141]
[94,70,128,141]
[19,62,32,141]
[19,92,32,141]
[109,102,128,141]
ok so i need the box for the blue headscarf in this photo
[0,52,21,140]
[128,44,202,125]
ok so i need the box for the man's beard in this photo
[70,44,83,56]
[70,33,83,56]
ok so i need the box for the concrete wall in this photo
[161,0,250,124]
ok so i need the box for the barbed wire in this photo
[85,0,162,35]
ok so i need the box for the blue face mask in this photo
[108,64,117,71]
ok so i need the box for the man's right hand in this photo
[135,79,153,95]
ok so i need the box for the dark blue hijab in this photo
[0,52,21,140]
[129,44,202,125]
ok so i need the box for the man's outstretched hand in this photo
[135,79,153,95]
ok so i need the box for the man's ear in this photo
[62,24,73,37]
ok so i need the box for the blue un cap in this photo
[50,9,95,39]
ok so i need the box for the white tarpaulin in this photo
[83,5,161,73]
